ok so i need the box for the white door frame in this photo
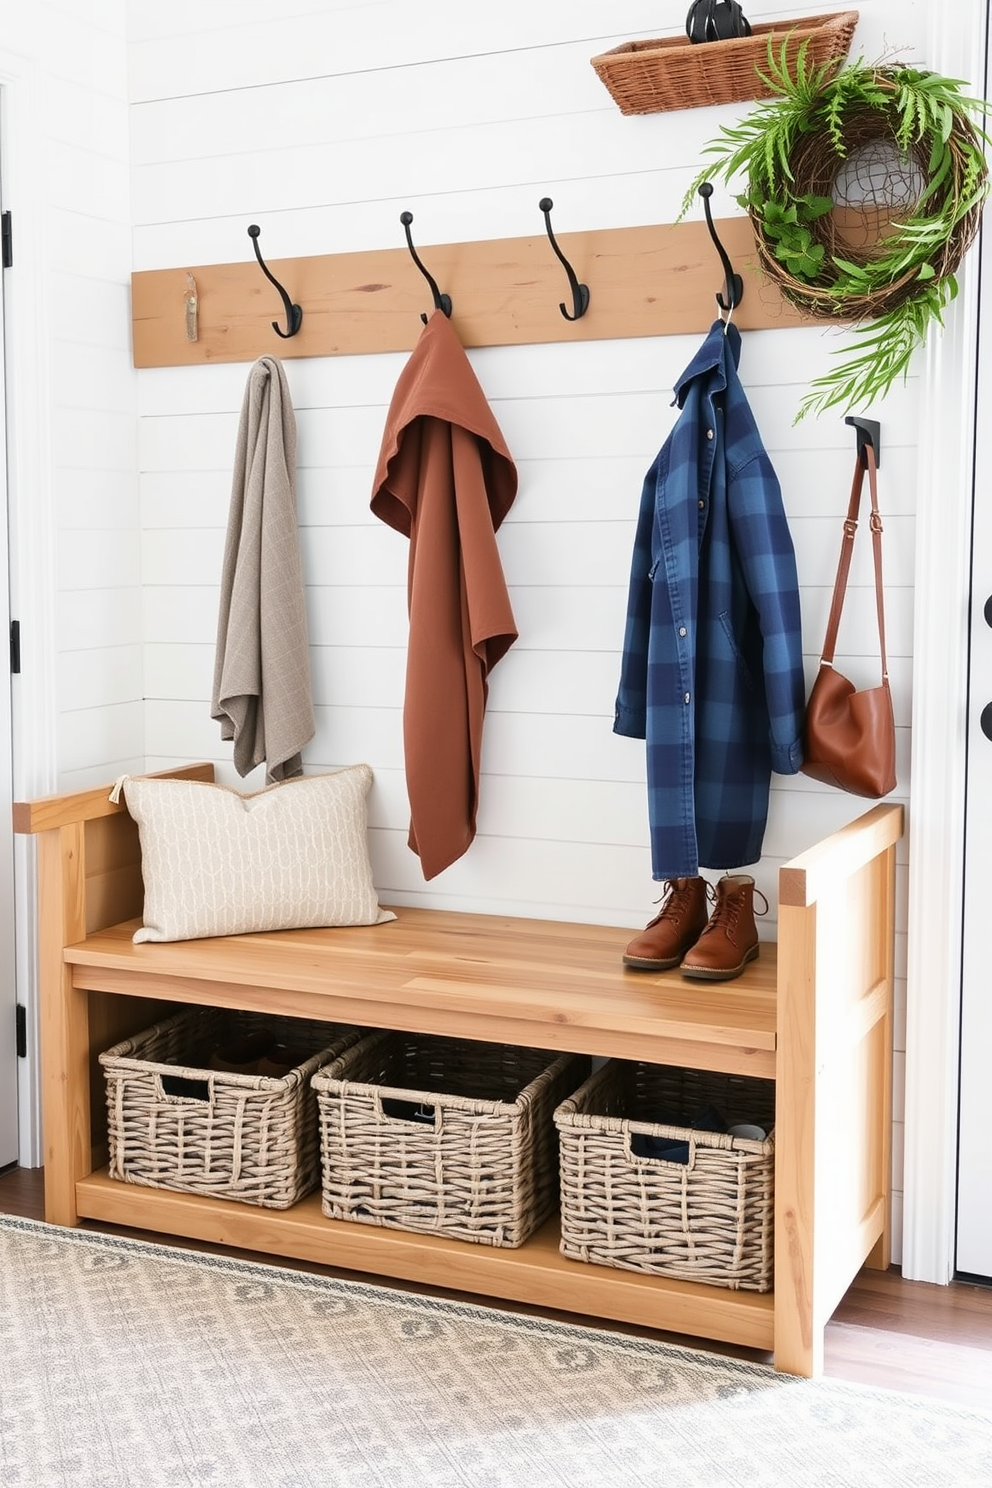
[0,104,16,1169]
[901,0,989,1283]
[0,51,60,1168]
[957,222,992,1278]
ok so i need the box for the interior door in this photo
[0,181,17,1169]
[957,214,992,1280]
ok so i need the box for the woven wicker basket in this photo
[555,1060,776,1290]
[314,1031,589,1248]
[591,11,858,114]
[100,1007,361,1208]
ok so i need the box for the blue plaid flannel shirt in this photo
[614,322,805,879]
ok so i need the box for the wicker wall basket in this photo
[314,1031,590,1248]
[100,1007,361,1208]
[555,1060,776,1291]
[591,11,859,114]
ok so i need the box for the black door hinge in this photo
[9,621,19,675]
[15,1004,27,1058]
[1,212,12,269]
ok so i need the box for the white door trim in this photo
[0,93,15,1170]
[0,50,60,1167]
[956,242,992,1276]
[900,0,988,1283]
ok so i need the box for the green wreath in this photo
[686,46,991,420]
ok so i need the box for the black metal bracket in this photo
[845,415,881,470]
[247,224,303,338]
[698,183,743,313]
[538,198,590,321]
[400,211,452,325]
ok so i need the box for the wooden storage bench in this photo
[14,764,903,1379]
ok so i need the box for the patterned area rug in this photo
[2,1215,991,1488]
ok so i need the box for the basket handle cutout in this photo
[158,1073,211,1103]
[625,1129,697,1170]
[380,1096,436,1126]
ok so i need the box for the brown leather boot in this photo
[680,874,766,982]
[623,877,710,970]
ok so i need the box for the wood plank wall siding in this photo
[126,0,915,1265]
[131,218,811,367]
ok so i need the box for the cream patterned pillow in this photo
[111,766,395,943]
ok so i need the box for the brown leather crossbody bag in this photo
[802,443,897,798]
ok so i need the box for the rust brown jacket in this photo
[371,311,517,880]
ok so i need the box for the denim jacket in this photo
[614,322,805,879]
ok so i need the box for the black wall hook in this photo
[845,415,881,469]
[538,198,590,321]
[247,225,303,338]
[697,183,743,313]
[400,211,452,324]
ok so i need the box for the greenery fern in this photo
[683,48,991,419]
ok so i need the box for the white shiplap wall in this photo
[1,0,141,795]
[128,0,928,1256]
[1,0,141,1166]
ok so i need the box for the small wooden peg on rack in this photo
[184,273,199,343]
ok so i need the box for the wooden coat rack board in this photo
[131,216,812,369]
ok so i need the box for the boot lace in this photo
[697,881,768,943]
[650,878,713,927]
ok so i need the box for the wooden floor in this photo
[3,1164,992,1408]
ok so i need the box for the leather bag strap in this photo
[819,444,888,680]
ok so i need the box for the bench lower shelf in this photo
[76,1168,775,1353]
